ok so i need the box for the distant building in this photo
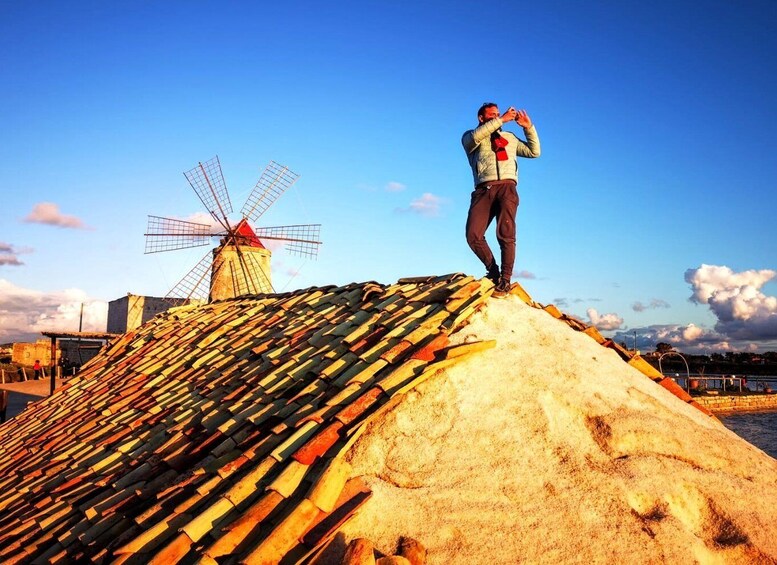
[107,294,188,334]
[11,338,105,367]
[12,340,57,366]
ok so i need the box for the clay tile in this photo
[300,477,372,548]
[242,499,321,564]
[292,422,344,465]
[360,283,385,303]
[334,387,385,426]
[410,334,450,362]
[658,377,693,403]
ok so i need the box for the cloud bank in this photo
[0,280,108,343]
[613,264,777,353]
[23,202,88,229]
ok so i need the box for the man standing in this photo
[462,102,540,297]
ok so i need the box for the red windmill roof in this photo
[233,218,265,248]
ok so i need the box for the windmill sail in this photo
[144,215,212,254]
[183,156,233,229]
[166,248,214,302]
[241,161,300,224]
[254,224,322,259]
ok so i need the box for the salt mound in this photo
[335,296,777,564]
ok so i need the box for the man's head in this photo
[477,102,500,123]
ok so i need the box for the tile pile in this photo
[0,273,496,564]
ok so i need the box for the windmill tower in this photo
[144,156,321,302]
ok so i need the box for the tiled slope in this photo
[0,274,495,564]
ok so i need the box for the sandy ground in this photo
[331,296,777,564]
[0,379,64,419]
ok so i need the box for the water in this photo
[718,410,777,459]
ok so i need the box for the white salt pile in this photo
[332,296,777,564]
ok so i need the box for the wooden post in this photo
[49,336,57,396]
[0,390,8,423]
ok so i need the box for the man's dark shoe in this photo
[492,279,511,298]
[486,265,500,285]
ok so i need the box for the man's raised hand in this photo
[515,110,532,128]
[501,107,518,123]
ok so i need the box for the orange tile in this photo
[334,387,385,426]
[292,422,344,465]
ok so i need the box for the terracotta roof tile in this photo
[0,274,494,563]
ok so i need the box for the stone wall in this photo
[107,294,187,333]
[695,393,777,412]
[12,340,56,365]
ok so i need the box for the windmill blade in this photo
[230,247,274,296]
[241,161,300,224]
[254,224,322,259]
[183,156,233,229]
[165,248,214,302]
[144,215,212,254]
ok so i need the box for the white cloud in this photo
[515,270,536,279]
[23,202,88,229]
[397,193,445,217]
[685,264,777,341]
[586,308,623,331]
[681,323,704,341]
[632,298,670,312]
[385,181,406,192]
[182,212,223,234]
[0,279,107,343]
[262,239,286,252]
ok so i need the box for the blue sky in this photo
[1,0,776,353]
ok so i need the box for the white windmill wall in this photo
[210,245,272,301]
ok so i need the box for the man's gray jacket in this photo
[461,118,541,186]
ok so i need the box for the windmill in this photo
[144,156,321,302]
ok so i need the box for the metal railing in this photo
[679,375,744,393]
